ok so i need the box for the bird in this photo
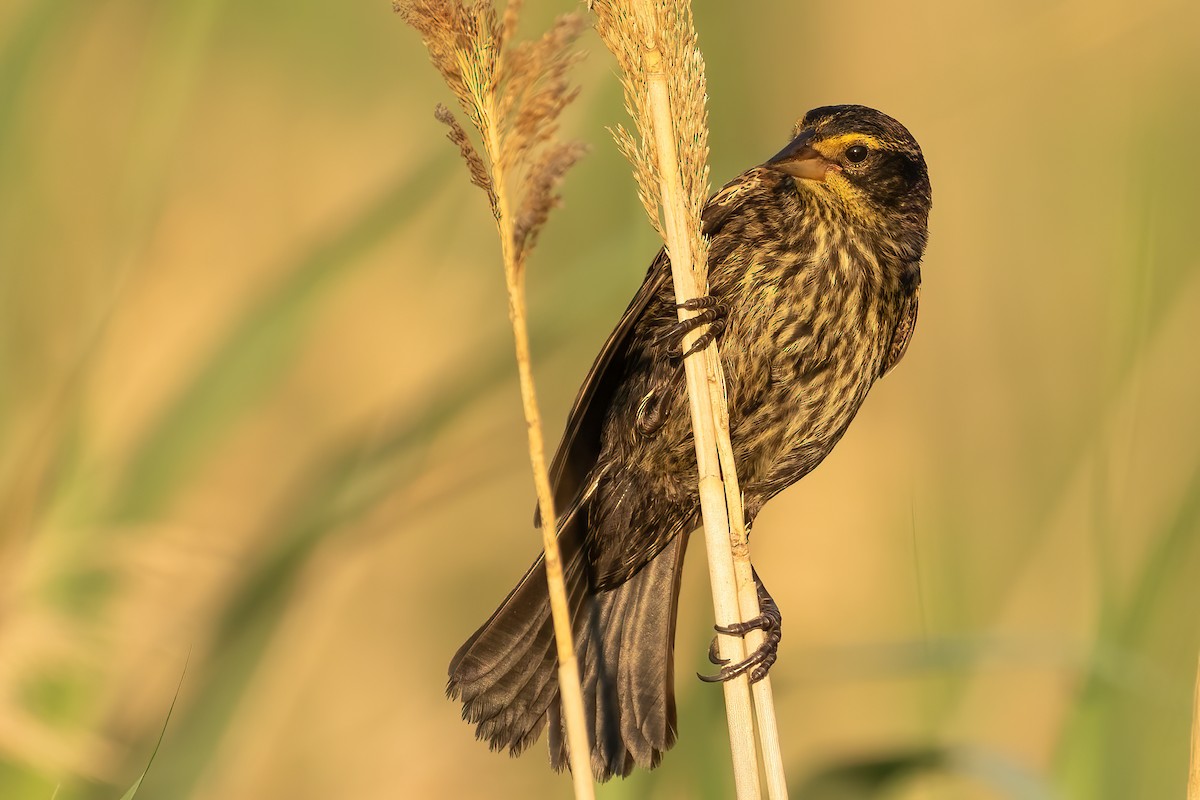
[446,104,932,781]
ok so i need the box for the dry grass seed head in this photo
[393,0,474,107]
[499,14,585,172]
[515,139,589,255]
[398,0,587,268]
[591,0,710,269]
[434,103,498,216]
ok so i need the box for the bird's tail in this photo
[447,523,688,781]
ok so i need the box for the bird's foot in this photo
[660,296,728,359]
[698,575,781,684]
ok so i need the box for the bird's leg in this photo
[658,295,729,359]
[698,569,781,684]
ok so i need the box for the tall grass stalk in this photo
[590,1,785,796]
[394,2,594,795]
[1189,654,1200,800]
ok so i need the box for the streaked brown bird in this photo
[448,105,932,780]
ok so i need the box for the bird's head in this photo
[766,105,931,260]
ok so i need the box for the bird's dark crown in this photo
[786,104,931,261]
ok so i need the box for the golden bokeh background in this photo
[2,0,1199,798]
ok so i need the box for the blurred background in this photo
[2,0,1199,797]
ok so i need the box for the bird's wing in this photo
[536,171,763,527]
[880,269,920,378]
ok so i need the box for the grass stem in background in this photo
[1189,654,1200,800]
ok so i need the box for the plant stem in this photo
[506,280,595,797]
[484,94,595,797]
[1189,653,1200,800]
[633,15,761,800]
[710,373,788,799]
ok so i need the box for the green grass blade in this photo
[794,746,1055,800]
[117,659,188,800]
[1055,462,1200,798]
[0,0,77,173]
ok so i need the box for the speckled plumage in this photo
[448,105,932,780]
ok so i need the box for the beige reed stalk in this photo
[394,2,594,795]
[491,151,594,800]
[710,354,787,800]
[591,2,786,797]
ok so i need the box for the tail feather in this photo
[449,524,688,781]
[619,545,681,758]
[471,560,592,751]
[553,532,686,776]
[449,528,586,753]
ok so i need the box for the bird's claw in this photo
[707,636,728,666]
[661,295,729,359]
[697,628,780,684]
[698,575,782,684]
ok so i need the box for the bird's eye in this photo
[845,145,869,163]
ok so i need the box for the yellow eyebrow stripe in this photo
[818,133,884,151]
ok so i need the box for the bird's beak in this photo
[765,131,840,182]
